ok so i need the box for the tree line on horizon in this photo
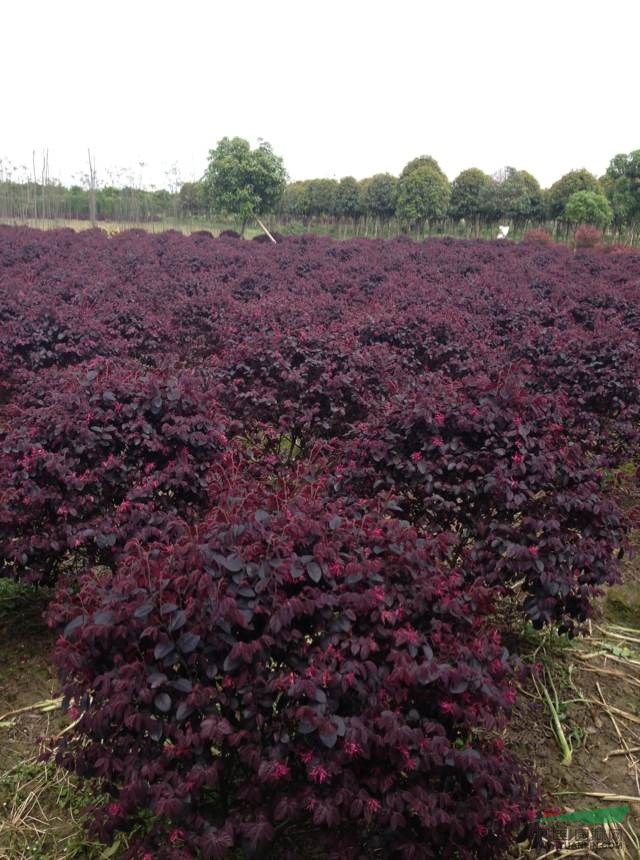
[166,144,640,240]
[1,141,639,241]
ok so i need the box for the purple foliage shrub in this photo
[337,377,626,630]
[49,470,538,859]
[574,224,602,249]
[0,361,227,583]
[521,228,553,246]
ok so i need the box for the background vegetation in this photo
[1,145,639,244]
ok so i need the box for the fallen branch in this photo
[609,623,640,635]
[575,663,640,688]
[577,650,640,669]
[595,625,640,646]
[584,699,640,726]
[553,791,640,802]
[0,697,62,724]
[603,746,640,760]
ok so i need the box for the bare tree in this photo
[87,149,97,227]
[32,150,38,220]
[41,149,49,222]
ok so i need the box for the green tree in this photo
[334,176,363,218]
[564,190,613,228]
[547,169,601,219]
[400,155,447,181]
[395,166,451,227]
[489,167,545,224]
[280,181,311,218]
[449,168,492,220]
[66,185,88,219]
[204,137,287,235]
[179,182,207,217]
[307,178,338,217]
[360,173,398,219]
[603,150,640,227]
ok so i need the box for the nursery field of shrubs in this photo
[1,225,639,858]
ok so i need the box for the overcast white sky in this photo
[1,0,638,190]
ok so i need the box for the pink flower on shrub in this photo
[495,808,511,826]
[343,671,356,688]
[271,761,290,781]
[395,625,419,645]
[107,802,122,817]
[432,436,444,447]
[434,412,445,426]
[169,828,185,844]
[299,750,313,764]
[366,798,381,814]
[309,765,329,783]
[512,453,524,464]
[528,546,539,557]
[344,740,363,758]
[410,451,423,462]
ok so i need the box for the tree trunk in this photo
[32,151,38,220]
[87,149,97,228]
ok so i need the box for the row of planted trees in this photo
[269,154,640,242]
[177,148,640,243]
